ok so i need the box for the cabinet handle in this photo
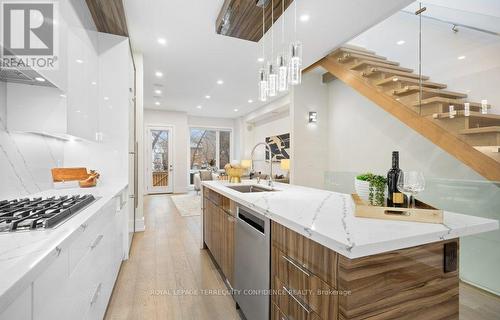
[282,285,311,314]
[227,215,236,222]
[90,283,102,306]
[91,235,104,249]
[81,223,88,230]
[55,246,62,256]
[281,255,310,277]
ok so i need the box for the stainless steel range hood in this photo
[0,66,56,88]
[0,45,56,87]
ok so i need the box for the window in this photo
[190,128,232,171]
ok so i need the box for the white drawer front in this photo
[33,247,69,320]
[0,285,32,320]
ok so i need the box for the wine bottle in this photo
[387,151,404,207]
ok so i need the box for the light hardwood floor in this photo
[104,194,240,320]
[105,194,500,320]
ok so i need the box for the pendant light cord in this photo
[262,5,265,64]
[294,0,297,38]
[281,0,285,46]
[271,0,274,59]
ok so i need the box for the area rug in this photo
[171,193,201,217]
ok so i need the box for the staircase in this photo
[315,45,500,181]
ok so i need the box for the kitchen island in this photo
[201,180,498,320]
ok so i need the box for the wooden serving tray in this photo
[51,167,90,182]
[352,194,443,224]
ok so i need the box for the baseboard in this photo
[135,217,145,232]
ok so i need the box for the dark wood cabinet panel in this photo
[337,240,459,320]
[272,222,338,288]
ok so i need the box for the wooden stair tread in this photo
[337,52,399,65]
[350,60,413,73]
[410,97,490,108]
[460,126,500,134]
[375,76,447,89]
[432,111,500,120]
[364,67,430,80]
[337,47,388,60]
[340,45,376,55]
[393,86,467,98]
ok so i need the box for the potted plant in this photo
[355,173,387,206]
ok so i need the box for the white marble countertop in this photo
[0,181,128,311]
[202,180,498,259]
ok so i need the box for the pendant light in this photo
[259,68,268,102]
[267,0,277,97]
[277,0,288,92]
[289,0,302,85]
[258,5,268,102]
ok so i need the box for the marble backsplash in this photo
[0,82,64,199]
[0,128,64,200]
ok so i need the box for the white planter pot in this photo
[354,178,371,202]
[354,178,388,204]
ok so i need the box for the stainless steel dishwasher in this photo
[234,205,271,320]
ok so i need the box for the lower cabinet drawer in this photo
[272,277,322,320]
[272,247,338,319]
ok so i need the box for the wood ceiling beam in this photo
[216,0,293,42]
[86,0,129,37]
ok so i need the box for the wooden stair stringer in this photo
[319,56,500,182]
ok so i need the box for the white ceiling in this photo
[123,0,412,118]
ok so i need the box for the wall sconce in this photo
[308,111,317,123]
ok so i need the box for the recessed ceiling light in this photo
[91,81,97,85]
[396,40,405,45]
[217,80,224,85]
[60,94,67,98]
[155,89,162,95]
[205,95,211,99]
[299,14,310,22]
[76,59,84,64]
[155,71,163,78]
[35,77,45,82]
[196,105,202,109]
[155,102,160,106]
[76,110,81,113]
[457,55,466,60]
[157,38,167,46]
[104,97,109,101]
[248,99,253,103]
[234,108,239,112]
[257,57,264,62]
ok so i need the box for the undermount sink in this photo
[226,185,278,193]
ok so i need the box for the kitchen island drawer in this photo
[272,247,338,319]
[271,222,338,288]
[272,278,322,320]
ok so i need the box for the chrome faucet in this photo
[250,142,274,188]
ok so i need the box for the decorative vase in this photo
[354,178,371,202]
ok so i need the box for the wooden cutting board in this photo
[51,168,90,182]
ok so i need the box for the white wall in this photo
[144,110,189,194]
[327,80,485,181]
[290,72,329,188]
[0,82,6,129]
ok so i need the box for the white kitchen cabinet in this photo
[0,285,32,320]
[65,26,100,142]
[3,188,128,320]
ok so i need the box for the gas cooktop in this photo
[0,194,96,233]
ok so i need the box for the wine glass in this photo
[397,171,425,213]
